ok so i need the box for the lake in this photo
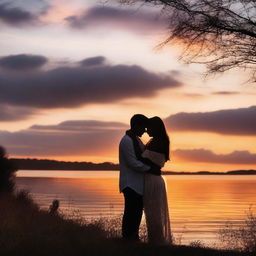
[16,171,256,246]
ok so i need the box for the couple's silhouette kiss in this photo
[119,114,172,245]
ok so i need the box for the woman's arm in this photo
[142,149,166,168]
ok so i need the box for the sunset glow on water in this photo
[16,170,256,245]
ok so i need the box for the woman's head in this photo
[147,116,170,161]
[147,117,166,138]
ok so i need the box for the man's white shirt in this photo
[119,134,150,195]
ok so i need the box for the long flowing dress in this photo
[142,149,172,245]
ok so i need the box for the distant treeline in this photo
[11,158,119,170]
[162,170,256,175]
[10,158,256,174]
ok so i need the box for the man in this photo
[119,114,160,241]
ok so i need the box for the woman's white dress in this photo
[142,149,172,245]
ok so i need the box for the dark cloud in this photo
[0,120,128,157]
[166,106,256,135]
[0,104,36,121]
[4,0,50,13]
[65,6,167,34]
[0,2,37,25]
[174,149,256,164]
[212,91,240,95]
[0,61,181,109]
[2,118,256,163]
[31,120,128,132]
[79,56,106,67]
[0,54,48,70]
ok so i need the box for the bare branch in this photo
[122,0,256,81]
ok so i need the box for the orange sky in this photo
[0,0,256,172]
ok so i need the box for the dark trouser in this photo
[122,187,143,240]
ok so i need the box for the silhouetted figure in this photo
[49,200,60,215]
[0,146,17,194]
[119,114,161,241]
[142,117,172,245]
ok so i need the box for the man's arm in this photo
[120,137,150,172]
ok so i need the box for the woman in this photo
[142,116,172,245]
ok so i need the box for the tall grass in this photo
[0,189,251,256]
[219,208,256,253]
[0,190,109,255]
[88,215,148,241]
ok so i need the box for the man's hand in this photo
[148,166,161,176]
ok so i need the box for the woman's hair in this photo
[148,116,170,161]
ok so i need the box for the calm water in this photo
[16,171,256,245]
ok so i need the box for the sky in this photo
[0,0,256,172]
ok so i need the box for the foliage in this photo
[219,208,256,252]
[123,0,256,80]
[0,146,17,193]
[0,190,248,256]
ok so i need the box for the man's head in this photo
[130,114,148,137]
[0,146,6,159]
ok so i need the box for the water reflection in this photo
[16,171,256,245]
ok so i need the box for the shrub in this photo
[0,146,17,194]
[219,208,256,253]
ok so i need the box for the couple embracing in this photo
[119,114,172,245]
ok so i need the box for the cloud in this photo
[0,54,48,71]
[79,56,106,67]
[212,91,240,95]
[166,106,256,135]
[30,120,128,132]
[2,118,256,164]
[173,149,256,164]
[0,104,36,121]
[0,120,128,157]
[0,59,182,109]
[0,2,37,26]
[65,6,167,34]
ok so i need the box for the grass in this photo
[0,189,254,256]
[0,190,107,256]
[219,208,256,253]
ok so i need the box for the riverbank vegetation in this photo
[219,209,256,253]
[0,146,255,256]
[1,190,254,256]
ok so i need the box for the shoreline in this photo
[16,169,256,175]
[10,158,256,175]
[1,191,253,256]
